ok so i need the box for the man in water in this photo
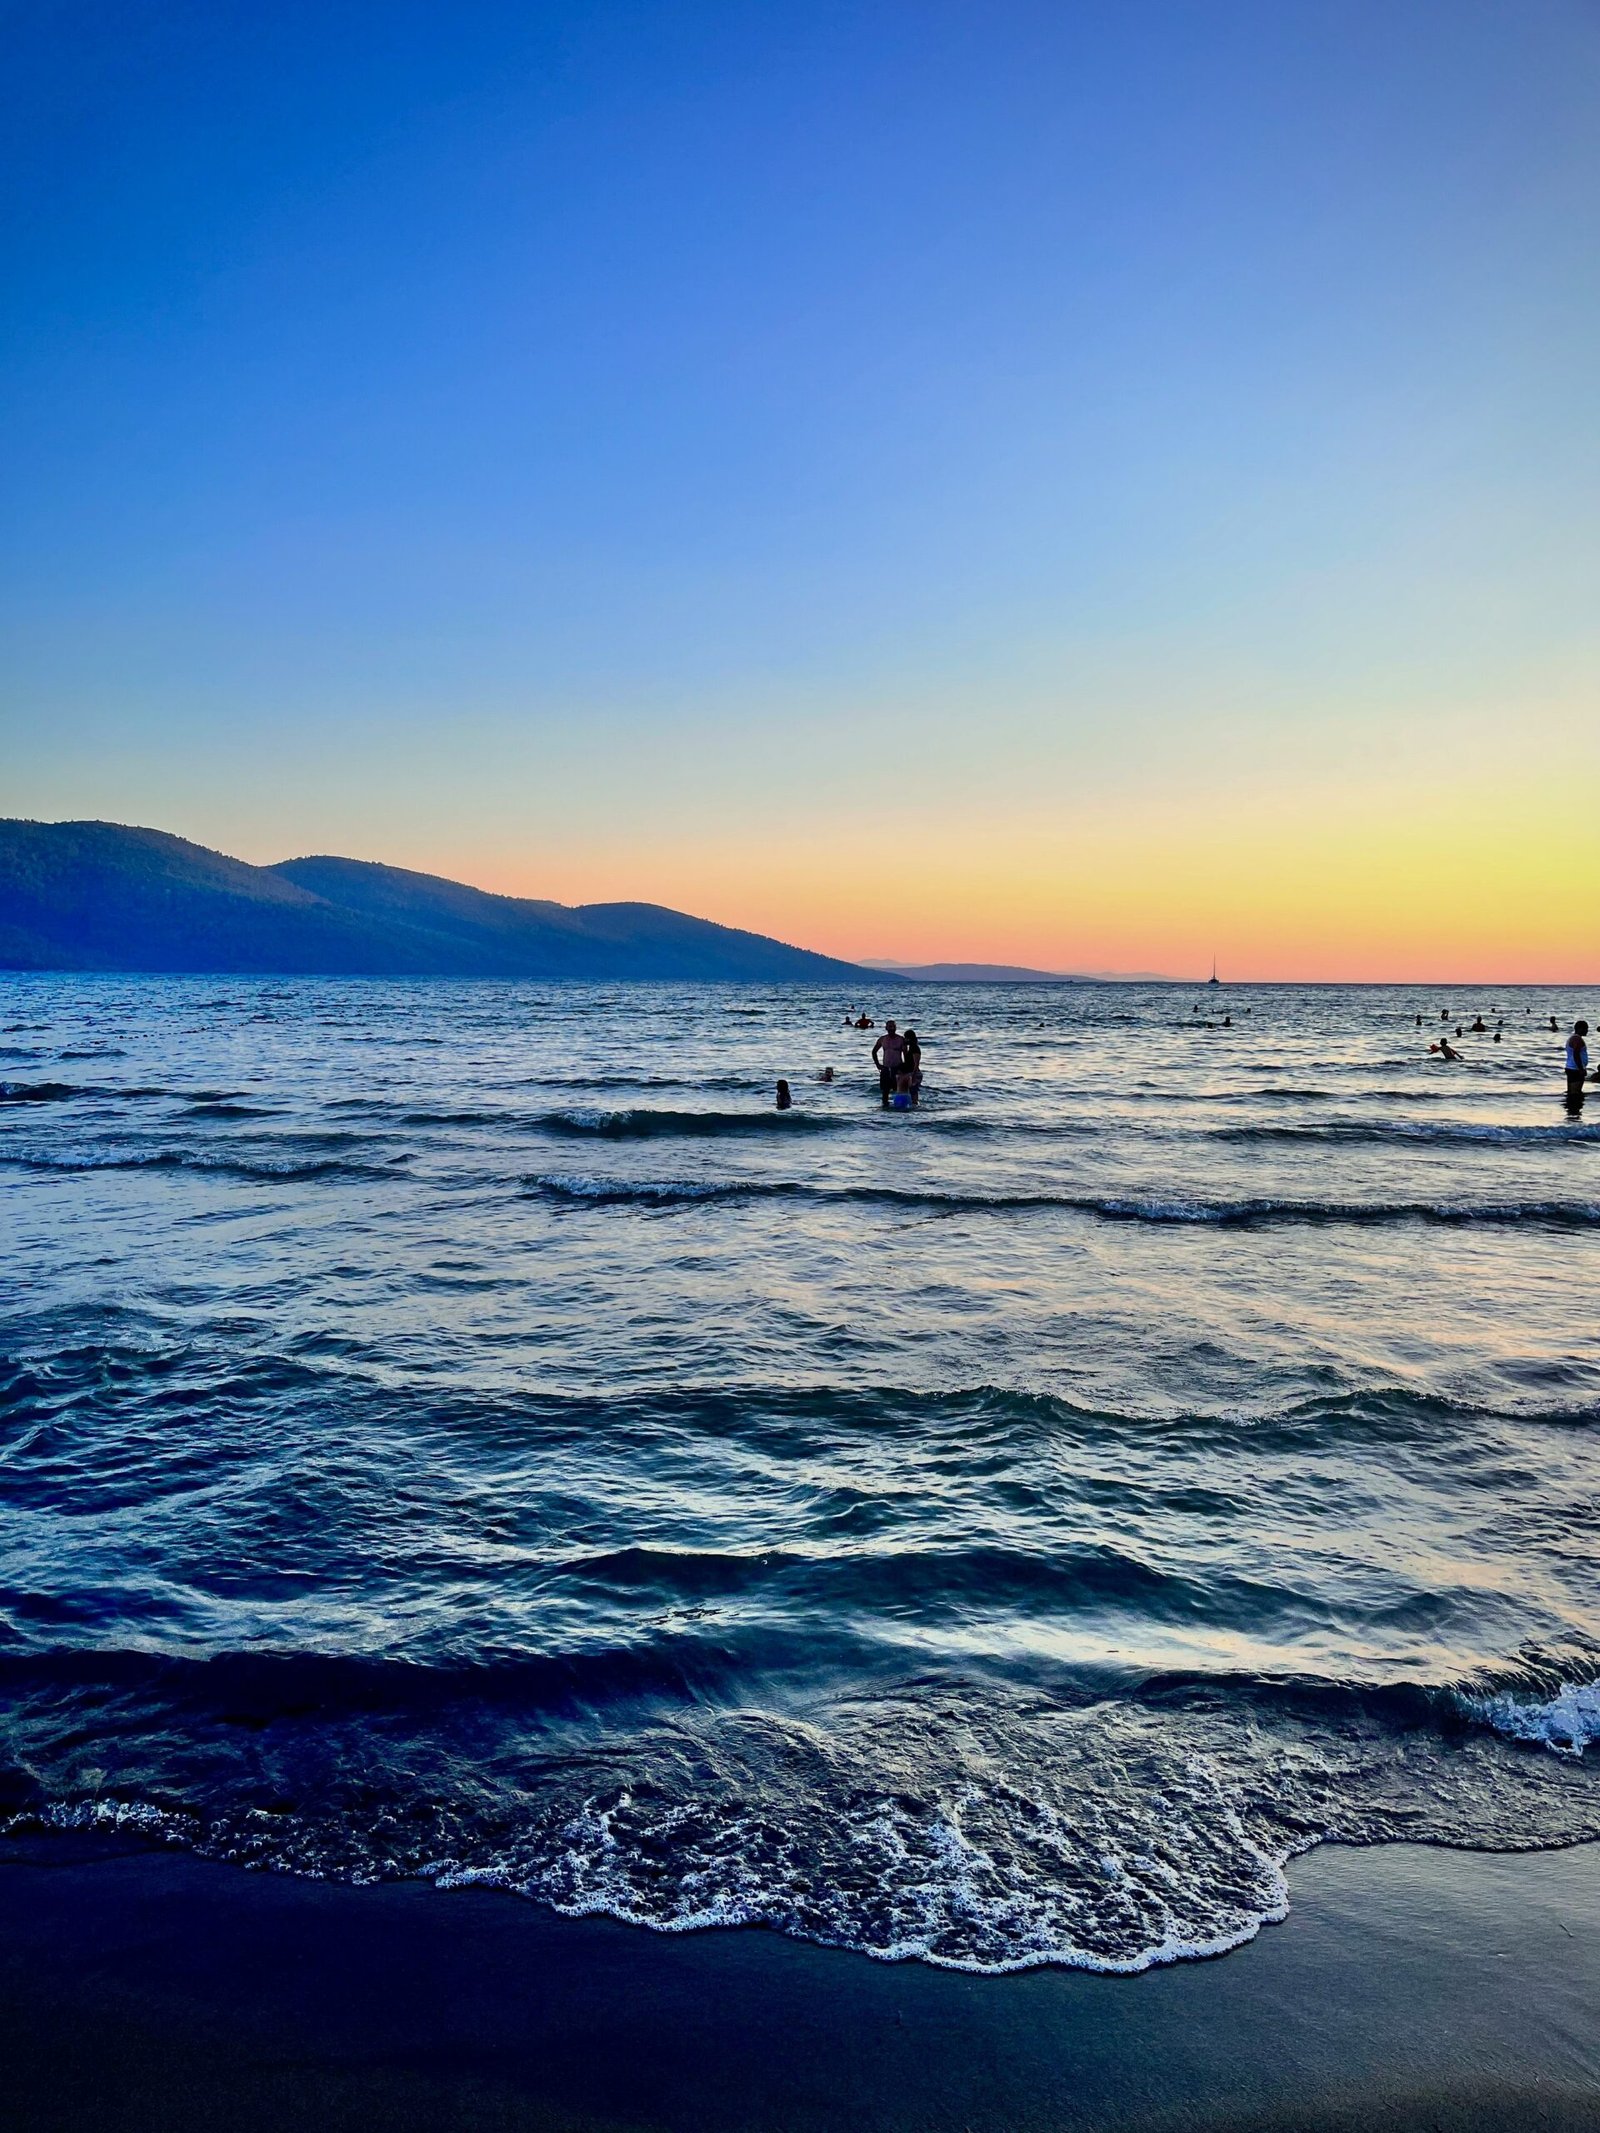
[1565,1020,1589,1112]
[872,1020,904,1108]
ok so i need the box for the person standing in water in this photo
[900,1027,923,1106]
[872,1020,905,1108]
[1565,1021,1589,1112]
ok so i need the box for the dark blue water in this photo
[2,975,1597,1972]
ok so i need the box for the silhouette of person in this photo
[900,1028,923,1106]
[872,1020,905,1108]
[1565,1022,1589,1113]
[775,1079,792,1110]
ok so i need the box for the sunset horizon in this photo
[7,5,1596,988]
[14,805,1599,986]
[4,7,1597,2125]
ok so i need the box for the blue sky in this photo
[4,1,1598,973]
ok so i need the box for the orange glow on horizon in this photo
[424,770,1596,985]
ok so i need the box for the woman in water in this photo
[900,1028,923,1107]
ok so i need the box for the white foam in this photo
[1467,1682,1600,1758]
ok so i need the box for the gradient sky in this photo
[4,0,1598,977]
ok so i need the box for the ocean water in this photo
[2,974,1597,1974]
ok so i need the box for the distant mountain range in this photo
[861,959,1175,983]
[0,821,883,983]
[860,959,1086,983]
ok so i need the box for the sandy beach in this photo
[2,1834,1597,2132]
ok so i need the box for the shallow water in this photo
[2,975,1596,1971]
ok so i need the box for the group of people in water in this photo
[1422,1007,1595,1113]
[776,1013,925,1111]
[868,1019,923,1109]
[777,1002,1595,1115]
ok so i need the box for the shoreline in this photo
[2,1835,1596,2130]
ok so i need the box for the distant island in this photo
[0,820,886,983]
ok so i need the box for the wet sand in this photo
[1,1835,1597,2131]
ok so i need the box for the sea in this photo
[2,975,1597,1975]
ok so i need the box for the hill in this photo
[0,821,881,983]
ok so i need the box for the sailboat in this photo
[1207,957,1221,988]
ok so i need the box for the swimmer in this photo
[818,1066,834,1083]
[775,1079,792,1111]
[1431,1039,1461,1063]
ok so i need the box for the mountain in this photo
[0,820,883,982]
[862,959,1178,982]
[861,959,1091,984]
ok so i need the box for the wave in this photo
[0,1081,173,1107]
[526,1072,772,1094]
[1,1661,1595,1975]
[0,1148,394,1183]
[3,1346,1592,1445]
[521,1173,1600,1227]
[1216,1119,1600,1149]
[535,1107,845,1140]
[1465,1681,1600,1758]
[401,1108,511,1126]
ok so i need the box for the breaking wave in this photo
[3,1660,1596,1975]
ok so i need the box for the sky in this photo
[3,0,1598,979]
